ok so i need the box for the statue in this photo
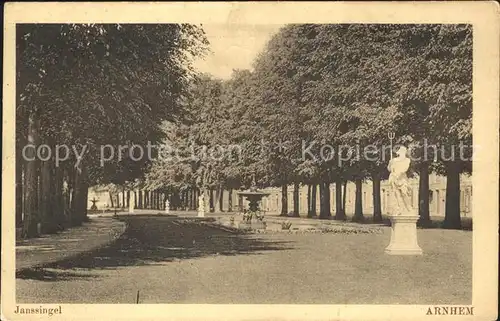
[165,198,170,214]
[387,146,414,215]
[198,193,205,217]
[129,193,135,213]
[385,142,422,255]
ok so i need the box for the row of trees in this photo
[16,24,208,238]
[146,24,472,229]
[15,24,471,238]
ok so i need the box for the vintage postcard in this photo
[2,2,499,320]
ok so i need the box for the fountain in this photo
[237,175,270,230]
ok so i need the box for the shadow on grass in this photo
[17,215,292,281]
[16,268,100,282]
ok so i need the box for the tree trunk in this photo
[326,182,331,217]
[193,188,198,210]
[122,187,126,208]
[311,184,317,217]
[16,115,27,231]
[71,168,82,226]
[352,179,364,222]
[443,161,461,229]
[16,150,23,228]
[191,189,196,210]
[171,191,177,210]
[138,190,142,209]
[335,179,346,220]
[54,166,64,231]
[22,112,39,238]
[126,191,130,209]
[81,173,89,222]
[212,189,218,211]
[292,182,300,217]
[37,170,42,229]
[62,167,72,228]
[218,188,224,212]
[228,189,233,212]
[209,189,214,212]
[73,166,89,225]
[40,158,56,233]
[72,165,89,224]
[319,183,325,217]
[280,184,288,216]
[418,161,431,226]
[307,185,312,217]
[319,182,331,219]
[342,181,347,215]
[372,174,382,222]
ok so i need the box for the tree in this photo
[17,24,208,237]
[395,25,472,228]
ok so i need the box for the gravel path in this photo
[16,217,126,271]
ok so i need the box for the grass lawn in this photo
[17,215,471,304]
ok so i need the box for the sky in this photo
[192,24,283,80]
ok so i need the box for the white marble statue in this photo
[198,194,205,217]
[165,199,170,214]
[387,146,414,215]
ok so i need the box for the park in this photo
[15,23,472,304]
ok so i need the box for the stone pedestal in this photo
[385,214,423,255]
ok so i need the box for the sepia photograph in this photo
[2,2,499,321]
